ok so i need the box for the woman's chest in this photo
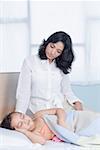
[32,66,62,85]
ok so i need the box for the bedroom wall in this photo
[72,84,100,112]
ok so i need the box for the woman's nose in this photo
[51,49,56,55]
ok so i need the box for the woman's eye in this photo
[57,51,62,54]
[50,44,54,48]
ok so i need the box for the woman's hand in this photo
[73,101,83,110]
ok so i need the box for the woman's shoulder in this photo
[24,54,40,65]
[61,72,70,79]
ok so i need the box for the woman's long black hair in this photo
[38,31,74,74]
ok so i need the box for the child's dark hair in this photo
[0,112,15,130]
[38,31,74,74]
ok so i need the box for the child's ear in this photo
[15,127,22,131]
[15,127,19,130]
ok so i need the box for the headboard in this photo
[0,72,19,121]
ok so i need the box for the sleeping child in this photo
[1,108,100,145]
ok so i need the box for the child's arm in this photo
[56,109,67,128]
[24,130,46,145]
[34,108,67,128]
[15,128,46,145]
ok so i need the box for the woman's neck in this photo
[48,59,54,64]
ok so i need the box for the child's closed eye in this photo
[18,122,23,128]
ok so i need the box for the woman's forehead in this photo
[53,42,64,50]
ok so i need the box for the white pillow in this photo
[0,127,41,148]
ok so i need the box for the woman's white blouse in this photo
[16,54,81,113]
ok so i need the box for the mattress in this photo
[0,127,82,150]
[0,141,85,150]
[0,127,99,150]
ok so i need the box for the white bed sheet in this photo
[0,140,96,150]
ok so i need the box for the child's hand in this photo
[15,127,27,134]
[57,119,67,128]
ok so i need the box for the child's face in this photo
[11,113,34,131]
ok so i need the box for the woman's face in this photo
[11,113,34,131]
[45,41,64,62]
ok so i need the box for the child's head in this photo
[0,112,34,131]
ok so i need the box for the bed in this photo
[0,125,83,150]
[0,126,88,150]
[1,126,100,150]
[0,73,100,150]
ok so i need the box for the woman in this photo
[15,31,83,114]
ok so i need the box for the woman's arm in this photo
[61,74,83,110]
[15,58,31,113]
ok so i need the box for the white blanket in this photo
[43,111,100,147]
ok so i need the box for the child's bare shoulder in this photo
[34,117,45,128]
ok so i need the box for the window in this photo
[1,1,100,84]
[0,1,30,72]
